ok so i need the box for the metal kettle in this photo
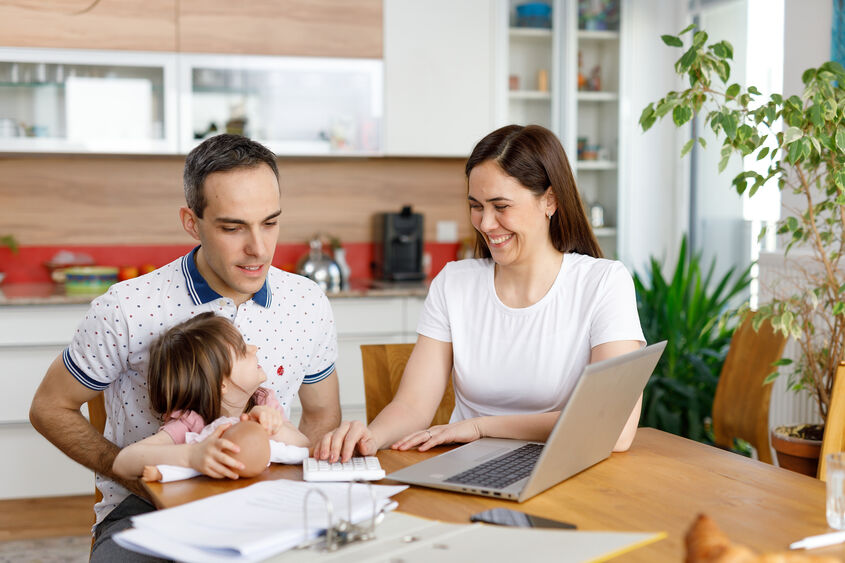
[296,235,342,293]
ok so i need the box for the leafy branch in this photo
[641,25,845,422]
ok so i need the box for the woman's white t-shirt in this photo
[416,254,645,422]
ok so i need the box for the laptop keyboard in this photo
[444,443,544,489]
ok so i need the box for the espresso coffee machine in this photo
[372,206,425,282]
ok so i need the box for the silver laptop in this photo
[387,341,666,502]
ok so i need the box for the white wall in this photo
[619,0,689,271]
[759,0,833,435]
[693,0,750,282]
[779,0,833,218]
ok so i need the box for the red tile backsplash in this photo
[0,242,460,284]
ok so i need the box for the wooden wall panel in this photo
[0,0,177,51]
[0,156,471,245]
[177,0,382,58]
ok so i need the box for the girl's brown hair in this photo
[465,124,602,259]
[147,312,259,423]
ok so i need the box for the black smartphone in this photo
[469,508,576,529]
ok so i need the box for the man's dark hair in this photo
[183,134,279,218]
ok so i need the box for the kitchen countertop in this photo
[0,279,428,306]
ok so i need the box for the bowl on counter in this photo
[45,259,95,283]
[64,266,118,295]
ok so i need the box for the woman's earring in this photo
[547,211,553,219]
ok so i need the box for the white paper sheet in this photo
[114,479,406,562]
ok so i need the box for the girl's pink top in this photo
[160,387,285,444]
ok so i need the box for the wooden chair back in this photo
[712,314,788,464]
[819,362,845,480]
[360,343,455,426]
[87,394,107,505]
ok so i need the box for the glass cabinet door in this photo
[180,55,383,156]
[0,48,178,154]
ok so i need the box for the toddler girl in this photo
[113,312,309,481]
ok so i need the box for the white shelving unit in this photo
[571,19,622,257]
[501,1,560,135]
[498,0,624,258]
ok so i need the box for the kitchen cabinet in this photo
[498,0,625,258]
[0,48,381,156]
[178,0,382,58]
[0,48,178,154]
[180,54,383,156]
[0,1,380,58]
[0,0,177,52]
[383,0,497,157]
[0,304,96,499]
[0,294,424,499]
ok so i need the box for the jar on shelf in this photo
[515,2,552,29]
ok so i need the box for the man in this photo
[29,134,341,561]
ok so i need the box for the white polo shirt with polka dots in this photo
[64,246,337,526]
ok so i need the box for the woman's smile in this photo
[488,233,514,246]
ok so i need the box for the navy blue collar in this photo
[180,246,272,308]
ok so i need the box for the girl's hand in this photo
[246,405,283,436]
[314,420,378,463]
[188,423,244,479]
[270,421,311,448]
[391,419,484,452]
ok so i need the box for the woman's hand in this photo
[245,405,283,436]
[314,420,378,462]
[391,419,484,452]
[188,423,244,479]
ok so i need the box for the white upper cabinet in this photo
[180,54,383,157]
[0,48,178,154]
[383,0,498,157]
[0,48,383,156]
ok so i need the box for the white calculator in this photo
[302,456,385,482]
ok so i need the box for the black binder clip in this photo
[297,481,385,552]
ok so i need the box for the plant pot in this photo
[771,425,822,477]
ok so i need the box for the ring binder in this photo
[298,481,386,552]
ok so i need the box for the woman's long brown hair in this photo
[465,124,602,259]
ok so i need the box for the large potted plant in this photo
[640,26,844,475]
[634,235,751,445]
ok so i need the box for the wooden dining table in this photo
[144,428,842,561]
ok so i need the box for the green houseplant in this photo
[0,235,17,254]
[0,234,18,284]
[634,235,751,444]
[640,25,844,472]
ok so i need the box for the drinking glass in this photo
[826,452,845,529]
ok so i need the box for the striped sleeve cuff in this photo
[63,348,109,391]
[302,363,335,384]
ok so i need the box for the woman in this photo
[316,125,644,463]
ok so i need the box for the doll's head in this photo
[222,420,271,478]
[147,312,260,423]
